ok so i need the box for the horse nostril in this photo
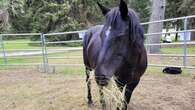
[95,75,106,80]
[95,75,109,86]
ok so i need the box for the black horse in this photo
[83,0,147,109]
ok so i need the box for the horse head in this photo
[95,0,143,86]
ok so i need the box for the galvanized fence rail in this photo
[0,15,195,72]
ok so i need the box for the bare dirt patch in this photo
[0,69,195,110]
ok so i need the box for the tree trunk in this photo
[164,23,169,40]
[148,0,166,53]
[0,9,9,32]
[191,32,195,41]
[175,24,179,41]
[190,19,195,40]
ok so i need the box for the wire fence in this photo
[0,15,195,72]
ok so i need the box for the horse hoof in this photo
[88,101,94,108]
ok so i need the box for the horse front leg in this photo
[85,67,93,107]
[122,79,140,110]
[99,86,106,110]
[115,78,126,110]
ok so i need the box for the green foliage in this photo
[0,0,9,9]
[129,0,151,22]
[1,0,152,41]
[8,0,81,33]
[165,0,195,26]
[179,0,195,16]
[165,0,195,40]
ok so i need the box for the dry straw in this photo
[86,73,126,110]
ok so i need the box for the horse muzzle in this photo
[95,75,109,86]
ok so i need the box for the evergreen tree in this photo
[129,0,151,22]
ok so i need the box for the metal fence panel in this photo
[0,15,195,72]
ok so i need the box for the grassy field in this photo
[161,46,195,54]
[0,69,194,110]
[1,39,195,74]
[4,39,41,49]
[1,39,83,65]
[2,39,195,52]
[4,39,194,51]
[3,39,75,49]
[1,39,195,110]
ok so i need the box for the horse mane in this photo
[103,7,144,46]
[128,9,144,46]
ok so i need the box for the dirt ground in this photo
[0,69,195,110]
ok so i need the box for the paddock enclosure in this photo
[0,16,195,110]
[0,69,195,110]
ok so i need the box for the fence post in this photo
[183,17,188,68]
[146,35,149,53]
[0,35,7,65]
[43,34,49,72]
[40,33,48,73]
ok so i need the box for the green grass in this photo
[146,67,163,74]
[0,58,27,64]
[48,50,82,57]
[4,39,41,49]
[1,39,195,75]
[161,46,195,54]
[0,39,82,65]
[3,39,77,50]
[3,39,194,54]
[0,55,82,65]
[0,56,43,64]
[55,67,85,75]
[0,51,83,65]
[146,66,193,77]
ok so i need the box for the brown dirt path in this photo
[0,69,194,110]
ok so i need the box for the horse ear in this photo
[97,2,110,16]
[119,0,128,20]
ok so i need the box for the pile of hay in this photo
[88,74,125,110]
[102,78,125,110]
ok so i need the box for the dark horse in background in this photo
[83,0,147,109]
